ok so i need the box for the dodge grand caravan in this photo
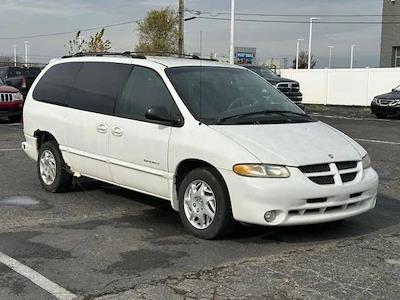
[22,53,379,239]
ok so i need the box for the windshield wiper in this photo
[217,110,310,124]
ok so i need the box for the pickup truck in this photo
[245,65,304,110]
[0,67,41,98]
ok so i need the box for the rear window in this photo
[8,67,24,77]
[33,62,82,106]
[68,62,132,114]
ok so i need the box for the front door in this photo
[109,66,181,199]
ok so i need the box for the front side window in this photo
[68,62,132,114]
[166,66,311,125]
[115,66,178,121]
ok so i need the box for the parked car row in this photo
[0,66,42,122]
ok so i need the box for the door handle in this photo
[111,127,123,137]
[97,124,108,134]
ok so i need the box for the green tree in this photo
[135,8,179,54]
[0,55,14,67]
[87,28,111,52]
[292,51,317,69]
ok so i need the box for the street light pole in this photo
[350,44,356,69]
[12,45,17,67]
[296,39,304,69]
[328,46,334,69]
[308,17,319,69]
[24,41,30,67]
[229,0,235,64]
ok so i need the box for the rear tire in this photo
[178,167,235,239]
[37,141,72,193]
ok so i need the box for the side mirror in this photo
[145,106,181,125]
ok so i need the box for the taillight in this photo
[21,78,27,89]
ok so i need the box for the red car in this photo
[0,78,24,122]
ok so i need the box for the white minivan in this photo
[22,54,379,239]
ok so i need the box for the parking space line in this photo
[355,138,400,145]
[0,252,77,300]
[0,148,22,152]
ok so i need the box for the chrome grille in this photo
[300,161,361,185]
[0,93,13,102]
[377,99,400,106]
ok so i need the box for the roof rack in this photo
[62,51,218,61]
[61,52,146,59]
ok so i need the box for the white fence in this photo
[281,68,400,107]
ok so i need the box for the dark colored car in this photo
[245,65,304,110]
[0,66,41,98]
[371,85,400,119]
[0,78,24,122]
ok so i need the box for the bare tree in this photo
[87,29,111,52]
[66,31,87,55]
[0,56,14,67]
[292,51,317,69]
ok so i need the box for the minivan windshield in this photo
[166,66,312,125]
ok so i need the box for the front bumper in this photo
[371,102,400,116]
[219,166,379,226]
[0,101,23,117]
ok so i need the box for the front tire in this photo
[178,167,235,239]
[37,141,72,192]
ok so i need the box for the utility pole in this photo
[350,44,356,69]
[178,0,185,56]
[296,39,304,69]
[328,46,334,69]
[13,45,17,67]
[229,0,235,64]
[308,17,319,69]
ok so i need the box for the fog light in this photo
[264,210,277,223]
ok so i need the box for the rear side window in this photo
[33,62,82,105]
[68,62,132,115]
[115,66,178,120]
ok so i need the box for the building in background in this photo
[234,47,256,65]
[380,0,400,67]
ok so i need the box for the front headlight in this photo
[12,92,23,101]
[233,164,290,178]
[362,154,371,169]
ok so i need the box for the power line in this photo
[195,16,400,25]
[0,19,141,40]
[186,9,400,18]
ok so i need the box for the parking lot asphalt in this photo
[0,107,399,300]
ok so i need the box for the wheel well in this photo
[34,130,58,150]
[175,159,229,196]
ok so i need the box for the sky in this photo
[0,0,383,68]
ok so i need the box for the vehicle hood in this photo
[265,77,298,86]
[210,121,364,166]
[0,85,19,93]
[375,91,400,99]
